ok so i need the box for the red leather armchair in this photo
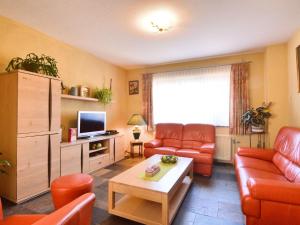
[0,193,95,225]
[235,127,300,225]
[144,123,216,176]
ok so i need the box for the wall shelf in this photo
[89,147,108,154]
[61,94,98,102]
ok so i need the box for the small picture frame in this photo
[297,45,300,92]
[129,80,139,95]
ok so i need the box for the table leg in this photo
[189,165,193,180]
[130,145,134,158]
[162,194,169,225]
[108,182,115,212]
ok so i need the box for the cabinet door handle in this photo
[98,162,102,165]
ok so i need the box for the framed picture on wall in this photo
[297,45,300,93]
[129,80,139,95]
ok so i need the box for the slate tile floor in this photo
[3,158,244,225]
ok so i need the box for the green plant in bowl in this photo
[161,155,178,164]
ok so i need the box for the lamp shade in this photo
[127,114,146,126]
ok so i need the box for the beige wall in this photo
[264,44,289,144]
[0,16,128,141]
[127,52,266,143]
[288,30,300,127]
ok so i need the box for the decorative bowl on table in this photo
[161,155,178,164]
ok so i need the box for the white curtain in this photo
[152,65,231,126]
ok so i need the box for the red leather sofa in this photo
[0,193,95,225]
[144,123,216,176]
[235,127,300,225]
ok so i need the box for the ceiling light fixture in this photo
[139,9,176,33]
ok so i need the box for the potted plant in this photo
[5,53,59,77]
[0,152,11,174]
[241,102,272,133]
[94,87,112,105]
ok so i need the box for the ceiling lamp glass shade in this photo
[127,114,146,140]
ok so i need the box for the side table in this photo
[130,141,143,158]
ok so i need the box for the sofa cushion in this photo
[235,155,282,175]
[155,123,183,148]
[162,139,182,148]
[144,147,177,157]
[182,124,215,143]
[236,167,287,217]
[175,149,213,164]
[273,127,300,166]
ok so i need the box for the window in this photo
[152,65,231,126]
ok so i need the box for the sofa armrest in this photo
[0,198,3,220]
[144,139,162,148]
[194,143,215,154]
[237,147,275,161]
[247,178,300,205]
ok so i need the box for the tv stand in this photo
[60,134,125,176]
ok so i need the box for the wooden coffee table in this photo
[108,154,193,225]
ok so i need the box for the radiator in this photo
[215,134,232,162]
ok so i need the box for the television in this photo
[77,111,106,138]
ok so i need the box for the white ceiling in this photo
[0,0,300,69]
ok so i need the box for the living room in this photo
[0,1,300,225]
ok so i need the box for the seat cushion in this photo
[236,167,287,217]
[235,155,282,175]
[175,149,213,164]
[144,147,177,158]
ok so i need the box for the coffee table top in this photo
[109,154,193,193]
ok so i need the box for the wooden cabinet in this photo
[0,70,61,203]
[17,136,49,200]
[115,136,126,162]
[61,144,82,176]
[50,134,61,183]
[89,154,109,172]
[17,73,50,134]
[60,134,126,175]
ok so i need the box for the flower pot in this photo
[251,125,264,133]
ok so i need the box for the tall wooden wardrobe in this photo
[0,70,61,203]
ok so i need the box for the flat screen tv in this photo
[77,111,106,138]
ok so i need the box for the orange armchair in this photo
[0,193,95,225]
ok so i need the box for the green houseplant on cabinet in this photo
[5,53,59,77]
[241,102,272,133]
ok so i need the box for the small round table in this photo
[130,141,143,158]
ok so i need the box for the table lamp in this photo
[127,114,146,140]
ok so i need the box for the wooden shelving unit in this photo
[61,94,98,102]
[89,147,108,154]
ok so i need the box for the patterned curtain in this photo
[229,63,250,135]
[142,73,154,131]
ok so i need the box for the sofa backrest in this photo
[273,127,300,182]
[181,124,215,149]
[155,123,183,148]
